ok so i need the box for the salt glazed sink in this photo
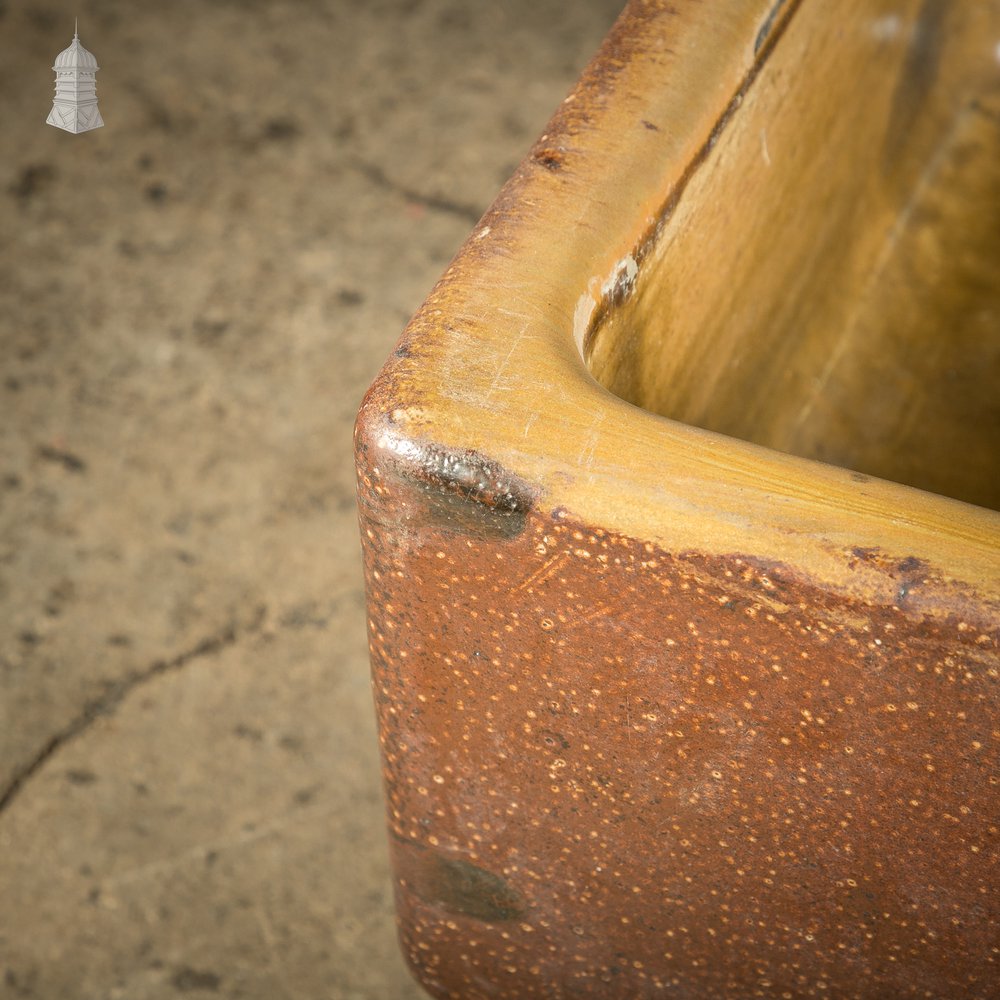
[355,1,1000,997]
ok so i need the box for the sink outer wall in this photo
[355,0,1000,996]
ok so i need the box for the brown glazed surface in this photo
[356,440,997,999]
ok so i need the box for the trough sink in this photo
[355,1,1000,996]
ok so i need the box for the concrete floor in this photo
[0,2,623,996]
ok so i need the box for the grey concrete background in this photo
[0,2,622,997]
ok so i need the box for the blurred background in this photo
[0,1,622,996]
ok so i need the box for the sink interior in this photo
[584,0,1000,511]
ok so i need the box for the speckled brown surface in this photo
[357,442,997,999]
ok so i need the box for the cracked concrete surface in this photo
[0,0,623,996]
[0,614,253,814]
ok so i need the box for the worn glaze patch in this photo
[368,425,538,540]
[574,254,640,357]
[394,838,527,922]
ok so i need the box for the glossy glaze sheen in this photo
[356,1,999,996]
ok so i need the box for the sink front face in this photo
[356,2,1000,997]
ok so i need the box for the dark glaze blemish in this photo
[395,840,527,922]
[380,436,537,540]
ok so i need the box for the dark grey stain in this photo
[395,839,527,922]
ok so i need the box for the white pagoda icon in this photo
[46,21,104,134]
